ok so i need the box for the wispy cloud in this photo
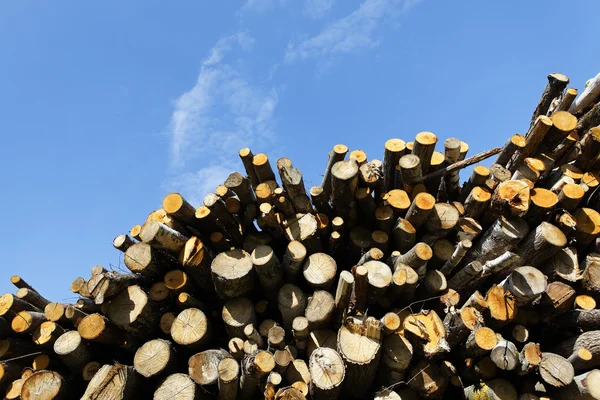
[238,0,289,16]
[303,0,335,19]
[285,0,421,65]
[167,32,279,204]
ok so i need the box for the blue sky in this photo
[1,0,599,301]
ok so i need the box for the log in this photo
[574,127,600,171]
[10,311,45,334]
[303,253,337,290]
[133,338,177,379]
[337,317,382,399]
[554,330,600,372]
[574,294,596,310]
[392,218,416,254]
[424,203,460,239]
[170,308,211,349]
[225,171,256,205]
[332,271,354,327]
[465,327,498,357]
[412,132,438,175]
[268,326,286,350]
[222,297,255,339]
[574,208,600,251]
[496,134,527,168]
[322,144,349,198]
[552,369,600,400]
[408,360,447,399]
[513,222,567,271]
[464,186,492,219]
[530,72,569,125]
[240,350,275,399]
[140,221,188,255]
[125,242,174,278]
[53,330,90,372]
[541,281,576,318]
[285,213,321,254]
[21,371,66,400]
[490,339,520,371]
[15,289,49,311]
[570,72,600,114]
[499,266,547,306]
[188,348,231,386]
[508,116,553,171]
[440,239,471,276]
[81,364,140,400]
[394,242,432,278]
[539,352,574,388]
[405,192,435,230]
[331,160,359,221]
[278,284,307,330]
[305,290,334,330]
[553,309,600,331]
[217,358,239,400]
[362,261,392,304]
[252,245,283,303]
[107,285,158,337]
[485,285,516,327]
[252,153,276,183]
[383,139,406,192]
[154,373,202,400]
[309,347,345,400]
[403,310,449,357]
[398,154,422,191]
[444,306,482,348]
[211,248,254,300]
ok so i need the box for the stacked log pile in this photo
[2,71,600,399]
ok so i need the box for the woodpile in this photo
[3,71,600,399]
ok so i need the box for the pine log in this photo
[337,316,382,399]
[53,330,91,373]
[308,347,345,400]
[81,363,140,400]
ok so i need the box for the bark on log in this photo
[398,154,422,191]
[211,248,254,300]
[188,348,231,386]
[15,289,49,311]
[125,242,174,278]
[512,222,567,271]
[322,144,349,199]
[497,134,527,168]
[107,285,158,337]
[423,203,459,240]
[499,266,547,306]
[383,139,406,192]
[554,330,600,372]
[252,245,283,303]
[551,369,600,400]
[508,116,553,172]
[570,72,600,114]
[53,330,90,373]
[279,284,307,331]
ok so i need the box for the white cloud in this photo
[303,0,334,19]
[167,32,279,202]
[285,0,421,64]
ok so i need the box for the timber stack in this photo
[2,72,600,400]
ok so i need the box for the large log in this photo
[81,363,141,400]
[21,371,66,400]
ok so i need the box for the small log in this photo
[268,326,286,350]
[424,203,459,240]
[464,186,492,219]
[332,271,354,327]
[53,330,90,373]
[455,217,483,242]
[309,347,345,400]
[303,253,337,290]
[465,327,498,357]
[21,371,66,400]
[539,352,574,388]
[398,154,422,191]
[170,308,211,349]
[225,172,256,205]
[310,186,332,216]
[383,139,406,192]
[570,72,600,114]
[530,72,569,126]
[440,239,472,276]
[240,350,275,400]
[64,306,87,328]
[107,285,157,337]
[133,338,177,379]
[252,153,276,183]
[459,165,491,203]
[513,222,567,271]
[490,339,520,371]
[574,294,596,310]
[278,284,307,330]
[552,369,600,400]
[496,134,527,167]
[130,224,142,240]
[362,261,392,304]
[179,236,215,293]
[541,281,576,318]
[252,245,283,303]
[394,242,432,278]
[10,311,45,335]
[442,137,461,199]
[331,160,359,220]
[222,297,255,339]
[188,348,231,386]
[322,144,349,198]
[574,208,600,251]
[337,317,382,399]
[499,266,547,306]
[448,261,483,291]
[554,330,600,372]
[392,218,416,254]
[211,248,254,300]
[485,285,516,328]
[15,289,49,311]
[411,131,437,174]
[405,192,435,230]
[162,192,201,230]
[154,373,202,400]
[444,306,482,348]
[125,242,174,278]
[525,188,558,226]
[82,363,141,400]
[140,221,188,255]
[285,213,321,254]
[305,290,334,330]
